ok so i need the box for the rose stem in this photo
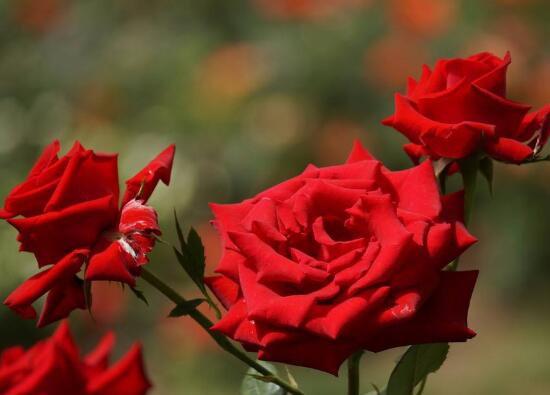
[448,158,478,271]
[347,350,364,395]
[140,267,305,395]
[435,158,479,394]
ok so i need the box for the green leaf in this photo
[172,214,222,318]
[173,209,187,251]
[386,343,449,395]
[478,156,493,196]
[186,227,206,286]
[168,298,204,317]
[129,287,149,306]
[241,361,285,395]
[172,227,206,293]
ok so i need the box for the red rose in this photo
[0,321,151,395]
[383,52,550,164]
[0,141,175,327]
[206,141,478,374]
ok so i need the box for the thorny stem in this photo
[140,267,304,395]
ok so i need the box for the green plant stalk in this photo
[347,351,364,395]
[448,159,478,271]
[140,267,304,395]
[397,158,480,395]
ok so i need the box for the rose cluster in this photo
[0,322,150,395]
[0,140,175,327]
[0,50,548,391]
[207,141,478,374]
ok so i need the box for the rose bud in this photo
[383,51,550,164]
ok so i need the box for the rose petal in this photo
[484,137,533,163]
[204,275,241,310]
[229,231,330,289]
[257,330,360,376]
[122,145,175,206]
[441,190,465,223]
[366,270,478,352]
[403,143,430,164]
[238,261,339,329]
[85,332,116,374]
[38,276,87,328]
[1,140,66,218]
[211,300,261,349]
[45,142,119,213]
[4,249,88,322]
[383,159,441,219]
[8,195,117,267]
[86,239,137,287]
[388,93,485,158]
[345,140,375,163]
[87,344,151,395]
[118,199,160,235]
[5,325,86,394]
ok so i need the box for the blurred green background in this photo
[0,0,549,394]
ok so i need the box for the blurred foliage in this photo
[0,0,549,394]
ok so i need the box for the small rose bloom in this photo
[0,321,151,395]
[206,141,478,374]
[0,141,175,327]
[383,52,550,164]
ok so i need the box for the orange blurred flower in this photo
[194,43,270,110]
[315,119,370,165]
[363,33,428,89]
[12,0,67,34]
[244,94,306,151]
[75,82,124,127]
[529,57,550,109]
[386,0,457,37]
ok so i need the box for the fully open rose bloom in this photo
[206,141,478,374]
[0,321,151,395]
[0,141,175,327]
[383,52,550,164]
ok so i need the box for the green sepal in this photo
[478,156,494,196]
[432,158,452,194]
